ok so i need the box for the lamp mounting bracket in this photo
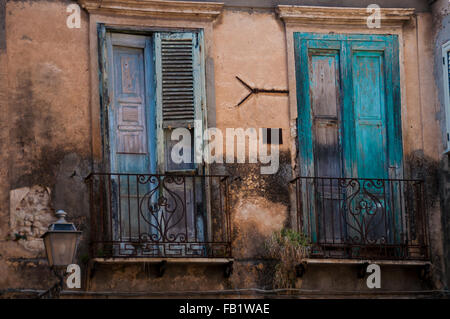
[235,76,289,107]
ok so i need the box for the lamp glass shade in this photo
[42,231,80,267]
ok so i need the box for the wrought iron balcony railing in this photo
[291,177,430,260]
[86,173,232,259]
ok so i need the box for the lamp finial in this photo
[55,210,68,223]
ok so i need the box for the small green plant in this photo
[96,248,105,257]
[265,228,310,289]
[14,233,27,241]
[80,253,90,264]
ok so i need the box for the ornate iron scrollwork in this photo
[340,178,386,245]
[138,175,187,243]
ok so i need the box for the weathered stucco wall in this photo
[432,0,450,289]
[212,9,292,282]
[0,0,91,293]
[0,0,447,297]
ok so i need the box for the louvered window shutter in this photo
[156,32,202,128]
[155,32,204,171]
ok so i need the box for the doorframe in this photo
[86,5,222,173]
[96,23,216,245]
[278,6,416,233]
[279,6,412,172]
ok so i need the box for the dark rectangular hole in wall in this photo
[262,128,283,145]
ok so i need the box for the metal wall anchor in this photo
[235,76,289,107]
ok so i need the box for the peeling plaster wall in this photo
[211,9,292,275]
[0,0,91,293]
[0,0,446,297]
[431,0,450,289]
[9,186,54,251]
[412,12,447,290]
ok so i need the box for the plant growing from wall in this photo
[80,253,90,265]
[265,228,310,289]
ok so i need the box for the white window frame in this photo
[442,41,450,154]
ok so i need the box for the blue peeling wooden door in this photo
[99,29,207,256]
[107,33,157,175]
[294,33,403,246]
[101,31,157,248]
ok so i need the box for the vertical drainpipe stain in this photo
[0,0,6,52]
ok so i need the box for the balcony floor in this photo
[303,258,431,267]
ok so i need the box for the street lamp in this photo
[42,210,82,266]
[40,210,81,298]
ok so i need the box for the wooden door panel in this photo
[104,33,157,249]
[108,35,156,174]
[309,52,342,178]
[351,51,387,179]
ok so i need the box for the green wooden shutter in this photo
[155,32,204,172]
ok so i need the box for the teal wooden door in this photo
[294,33,403,246]
[352,50,388,178]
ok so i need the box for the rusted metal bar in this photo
[235,76,289,107]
